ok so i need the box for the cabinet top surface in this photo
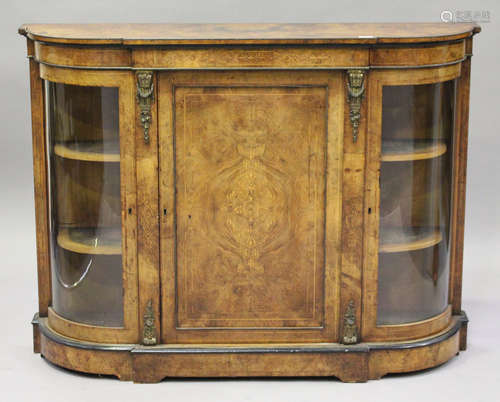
[19,23,480,45]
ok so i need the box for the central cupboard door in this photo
[158,71,344,343]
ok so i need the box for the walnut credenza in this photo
[19,23,480,382]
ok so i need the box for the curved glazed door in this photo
[363,64,462,342]
[158,71,344,343]
[41,65,138,343]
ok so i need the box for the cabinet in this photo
[19,23,480,382]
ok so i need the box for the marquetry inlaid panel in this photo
[173,85,327,328]
[159,71,343,343]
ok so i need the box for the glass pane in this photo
[46,82,123,327]
[377,80,456,325]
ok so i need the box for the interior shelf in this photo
[379,227,443,253]
[57,227,122,255]
[54,141,120,162]
[381,140,447,162]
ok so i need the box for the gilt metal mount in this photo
[346,69,366,143]
[136,70,154,144]
[342,300,359,345]
[142,299,157,346]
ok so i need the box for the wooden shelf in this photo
[57,227,122,255]
[54,142,120,162]
[381,141,447,162]
[379,227,443,253]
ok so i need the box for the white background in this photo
[1,0,499,401]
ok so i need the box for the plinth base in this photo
[32,312,468,383]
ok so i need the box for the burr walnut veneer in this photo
[19,23,480,382]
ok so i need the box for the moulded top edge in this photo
[18,23,481,46]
